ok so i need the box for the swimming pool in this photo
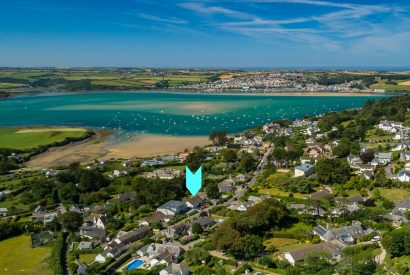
[127,259,144,271]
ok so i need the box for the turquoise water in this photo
[0,92,388,137]
[127,259,144,271]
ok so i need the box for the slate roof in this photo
[286,242,340,262]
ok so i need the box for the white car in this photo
[371,236,381,242]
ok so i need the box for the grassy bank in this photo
[0,127,91,150]
[0,235,52,274]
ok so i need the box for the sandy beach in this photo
[26,133,211,168]
[103,134,211,159]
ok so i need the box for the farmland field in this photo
[0,235,52,275]
[371,80,410,92]
[0,127,89,150]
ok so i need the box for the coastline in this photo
[3,88,392,98]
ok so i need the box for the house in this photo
[143,169,183,180]
[346,195,365,205]
[394,129,408,140]
[393,198,410,214]
[0,190,11,199]
[115,226,152,244]
[401,152,410,161]
[375,152,392,164]
[218,178,235,193]
[78,241,94,250]
[283,242,341,266]
[188,216,215,234]
[79,226,106,240]
[185,195,204,209]
[138,244,184,268]
[141,159,165,167]
[159,263,189,275]
[157,200,188,216]
[347,154,363,168]
[112,169,128,177]
[0,208,8,216]
[234,174,247,183]
[395,170,410,182]
[300,156,314,164]
[384,213,409,227]
[393,142,410,151]
[85,213,108,229]
[305,188,332,200]
[107,192,136,205]
[140,211,169,226]
[165,223,189,239]
[236,201,254,212]
[247,196,263,204]
[305,145,324,158]
[294,163,314,177]
[313,221,373,244]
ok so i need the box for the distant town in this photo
[1,68,410,97]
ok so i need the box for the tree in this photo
[239,153,255,172]
[302,253,334,275]
[58,183,79,204]
[382,228,410,257]
[221,149,238,162]
[59,211,83,232]
[185,247,211,265]
[78,169,108,192]
[209,131,228,146]
[332,142,351,157]
[360,149,375,163]
[374,169,388,188]
[185,146,206,171]
[191,223,204,235]
[205,182,221,200]
[193,266,212,275]
[315,158,351,184]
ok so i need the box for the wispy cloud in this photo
[138,13,188,25]
[183,0,408,52]
[178,2,255,19]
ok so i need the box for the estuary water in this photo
[0,92,388,138]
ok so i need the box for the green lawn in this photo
[264,238,299,250]
[0,127,88,150]
[259,187,306,199]
[79,253,97,264]
[0,235,52,274]
[376,188,410,202]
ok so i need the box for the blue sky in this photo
[1,0,410,68]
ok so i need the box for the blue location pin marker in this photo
[186,166,202,196]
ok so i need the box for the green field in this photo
[376,188,410,202]
[0,235,52,274]
[371,80,410,92]
[0,127,89,150]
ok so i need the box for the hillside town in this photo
[0,96,410,274]
[181,72,367,93]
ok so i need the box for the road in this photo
[228,145,273,203]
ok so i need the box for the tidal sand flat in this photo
[26,134,210,168]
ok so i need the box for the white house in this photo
[395,170,410,182]
[294,163,314,177]
[375,152,392,164]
